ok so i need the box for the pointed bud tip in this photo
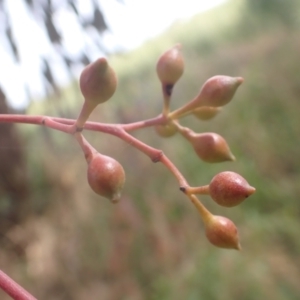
[228,152,236,161]
[236,77,244,85]
[111,194,121,204]
[247,186,256,196]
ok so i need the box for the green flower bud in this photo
[192,106,222,120]
[209,171,256,207]
[155,122,178,138]
[87,153,125,203]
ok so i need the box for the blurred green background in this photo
[1,0,300,299]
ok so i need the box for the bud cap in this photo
[193,106,222,120]
[205,215,241,250]
[209,171,256,207]
[80,57,117,104]
[156,44,184,85]
[199,75,243,107]
[87,153,125,203]
[155,122,178,138]
[189,132,235,163]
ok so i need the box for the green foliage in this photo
[244,0,299,26]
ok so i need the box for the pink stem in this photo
[106,127,189,187]
[0,113,211,221]
[42,117,74,133]
[73,132,96,163]
[0,114,166,133]
[0,270,37,300]
[118,114,166,131]
[0,113,190,188]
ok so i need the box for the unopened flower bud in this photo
[76,58,118,128]
[188,132,235,163]
[156,44,184,86]
[168,76,242,120]
[87,153,125,203]
[80,57,117,104]
[193,106,222,120]
[155,122,177,138]
[209,171,256,207]
[199,75,243,107]
[204,215,241,250]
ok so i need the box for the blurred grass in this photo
[2,0,300,299]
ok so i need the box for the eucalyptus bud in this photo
[209,171,256,207]
[188,132,235,163]
[156,44,184,86]
[204,215,241,250]
[80,57,117,104]
[155,122,178,138]
[76,58,117,128]
[199,75,243,107]
[87,152,125,203]
[193,106,222,120]
[168,76,243,120]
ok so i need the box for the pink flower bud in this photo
[198,75,243,107]
[192,106,222,120]
[205,215,241,250]
[168,76,242,120]
[156,44,184,85]
[87,153,125,203]
[209,171,256,207]
[80,57,117,104]
[188,132,235,163]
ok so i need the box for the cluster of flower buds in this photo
[0,38,260,300]
[71,44,255,250]
[153,45,255,250]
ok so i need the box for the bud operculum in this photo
[209,171,256,207]
[156,44,184,86]
[204,215,241,250]
[168,76,242,120]
[155,121,178,138]
[193,106,222,120]
[76,58,117,128]
[80,58,117,104]
[87,153,125,203]
[199,75,243,107]
[188,132,235,163]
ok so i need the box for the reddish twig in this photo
[0,270,36,300]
